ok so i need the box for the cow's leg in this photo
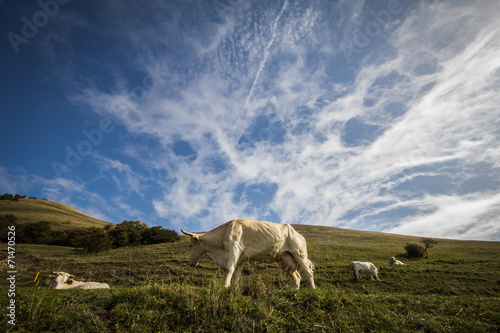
[224,265,236,287]
[224,245,243,287]
[232,265,244,286]
[355,269,361,280]
[290,270,301,289]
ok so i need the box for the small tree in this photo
[404,243,424,258]
[421,238,437,258]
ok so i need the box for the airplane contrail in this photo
[240,0,289,116]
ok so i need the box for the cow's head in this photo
[51,271,73,288]
[181,229,207,267]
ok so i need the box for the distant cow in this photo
[350,261,380,281]
[181,219,316,289]
[51,272,110,289]
[389,257,408,266]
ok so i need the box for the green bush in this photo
[0,214,19,242]
[17,221,54,244]
[0,193,26,200]
[107,221,179,248]
[79,227,112,254]
[142,226,180,244]
[108,227,130,248]
[5,218,179,252]
[404,243,424,258]
[0,214,18,223]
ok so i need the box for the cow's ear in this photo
[193,234,200,242]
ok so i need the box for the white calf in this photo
[51,272,110,289]
[350,261,380,281]
[389,257,408,266]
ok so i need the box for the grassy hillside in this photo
[2,224,499,332]
[0,198,113,230]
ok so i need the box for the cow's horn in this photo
[181,229,195,237]
[181,229,199,241]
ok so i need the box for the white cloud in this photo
[0,166,24,194]
[93,154,147,195]
[44,0,500,239]
[387,193,500,240]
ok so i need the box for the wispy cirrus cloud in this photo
[2,0,499,240]
[67,0,500,239]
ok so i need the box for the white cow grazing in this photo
[389,257,408,266]
[181,219,316,289]
[350,261,380,281]
[51,272,110,289]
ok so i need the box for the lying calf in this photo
[51,271,110,289]
[389,256,408,266]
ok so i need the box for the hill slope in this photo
[2,223,500,332]
[0,198,113,229]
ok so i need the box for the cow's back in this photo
[211,220,302,260]
[210,219,287,241]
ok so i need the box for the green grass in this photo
[0,198,113,230]
[2,225,500,332]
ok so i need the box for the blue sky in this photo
[1,0,499,240]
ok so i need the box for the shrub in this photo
[17,221,54,244]
[108,227,129,248]
[404,243,424,258]
[0,214,18,223]
[5,217,179,253]
[0,193,26,200]
[107,221,179,248]
[63,228,93,247]
[142,226,180,244]
[0,214,19,242]
[128,229,143,246]
[79,228,112,254]
[48,230,71,246]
